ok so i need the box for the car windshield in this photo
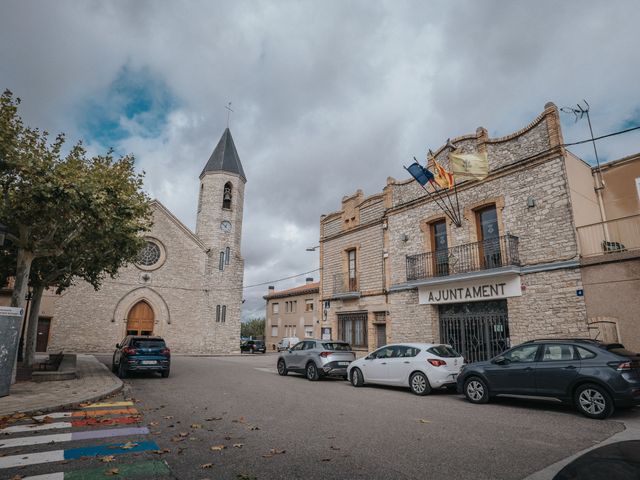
[132,339,165,348]
[427,345,460,358]
[322,342,352,351]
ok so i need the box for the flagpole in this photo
[412,157,459,225]
[404,166,459,226]
[426,154,461,226]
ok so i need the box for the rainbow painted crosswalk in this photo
[0,400,173,479]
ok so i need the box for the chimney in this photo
[306,277,313,284]
[268,286,275,296]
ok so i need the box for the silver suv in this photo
[277,339,355,380]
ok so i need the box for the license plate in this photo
[338,362,349,366]
[141,360,157,365]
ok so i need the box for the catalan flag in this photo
[432,159,455,189]
[449,151,489,180]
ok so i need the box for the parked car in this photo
[112,336,171,378]
[241,340,266,354]
[277,337,300,352]
[457,338,640,419]
[347,343,463,395]
[277,339,355,380]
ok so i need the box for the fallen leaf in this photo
[164,416,173,419]
[105,468,120,476]
[152,448,171,455]
[205,417,223,421]
[10,475,23,480]
[149,421,159,426]
[210,445,226,451]
[321,458,331,462]
[177,447,186,454]
[179,432,190,438]
[418,419,430,424]
[248,426,260,431]
[100,455,116,463]
[120,442,138,450]
[233,443,244,448]
[191,423,202,429]
[330,446,340,451]
[200,463,214,469]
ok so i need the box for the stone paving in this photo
[0,354,122,416]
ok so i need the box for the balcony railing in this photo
[576,214,640,257]
[406,234,520,282]
[332,273,359,296]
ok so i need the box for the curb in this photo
[3,358,124,417]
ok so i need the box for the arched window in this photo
[225,247,230,265]
[219,252,225,271]
[198,184,204,212]
[222,182,232,209]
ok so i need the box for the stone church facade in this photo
[46,128,246,354]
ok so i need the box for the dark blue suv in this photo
[112,336,171,378]
[457,339,640,419]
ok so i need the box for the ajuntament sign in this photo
[418,275,522,305]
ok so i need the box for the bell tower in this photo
[196,128,246,252]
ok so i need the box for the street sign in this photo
[0,307,23,317]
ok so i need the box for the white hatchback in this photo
[347,343,464,395]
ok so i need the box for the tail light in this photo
[428,359,447,367]
[609,361,632,371]
[319,352,332,358]
[122,347,137,355]
[161,348,171,356]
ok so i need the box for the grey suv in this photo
[457,338,640,419]
[277,340,355,380]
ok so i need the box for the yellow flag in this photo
[449,151,489,180]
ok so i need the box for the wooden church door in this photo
[126,301,155,336]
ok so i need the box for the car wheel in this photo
[409,372,432,396]
[350,368,364,387]
[117,362,128,379]
[464,376,489,404]
[574,383,614,419]
[306,362,320,381]
[161,369,170,378]
[277,359,288,376]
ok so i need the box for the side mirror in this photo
[493,355,507,365]
[116,343,121,348]
[365,355,372,360]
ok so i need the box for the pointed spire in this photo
[200,128,246,182]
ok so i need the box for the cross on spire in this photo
[225,102,234,127]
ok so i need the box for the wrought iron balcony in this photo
[406,234,521,282]
[576,214,640,257]
[332,273,360,298]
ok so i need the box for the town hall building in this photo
[38,128,247,354]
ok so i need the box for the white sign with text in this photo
[418,275,522,305]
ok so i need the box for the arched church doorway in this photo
[126,301,155,336]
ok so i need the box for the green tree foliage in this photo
[241,317,266,339]
[0,89,152,367]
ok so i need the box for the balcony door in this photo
[431,220,449,276]
[347,249,357,292]
[476,205,501,269]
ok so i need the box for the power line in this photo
[564,124,640,147]
[243,268,320,289]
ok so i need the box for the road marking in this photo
[80,401,134,409]
[23,460,171,479]
[32,407,138,420]
[0,427,149,449]
[0,440,159,468]
[255,367,277,373]
[1,416,141,433]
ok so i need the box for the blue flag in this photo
[406,162,434,186]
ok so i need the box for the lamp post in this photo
[17,289,33,362]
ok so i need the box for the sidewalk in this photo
[0,354,122,416]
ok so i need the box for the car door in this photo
[534,344,581,399]
[286,341,306,370]
[360,346,393,384]
[113,337,128,366]
[483,344,540,394]
[385,346,418,385]
[300,341,317,366]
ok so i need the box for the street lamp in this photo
[306,245,320,252]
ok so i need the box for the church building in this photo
[43,128,247,354]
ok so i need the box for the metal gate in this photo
[439,300,510,363]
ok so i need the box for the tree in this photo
[241,317,266,339]
[0,90,152,369]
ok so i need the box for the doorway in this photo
[126,301,155,336]
[36,317,51,352]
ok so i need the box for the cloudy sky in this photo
[1,1,639,319]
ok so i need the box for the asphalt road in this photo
[97,354,634,480]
